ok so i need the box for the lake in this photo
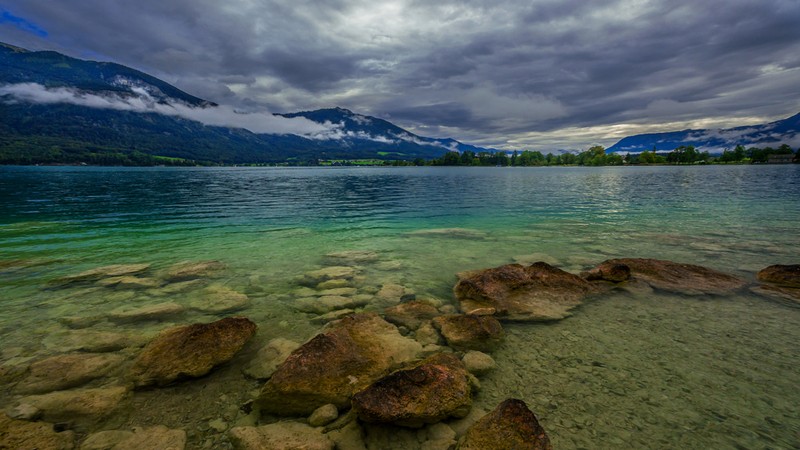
[1,165,799,448]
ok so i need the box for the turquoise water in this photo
[1,165,799,448]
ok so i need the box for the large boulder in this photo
[229,422,334,450]
[432,315,504,352]
[0,413,75,450]
[594,258,747,295]
[15,353,125,395]
[457,399,552,450]
[129,317,256,387]
[757,264,800,287]
[257,313,422,415]
[453,262,595,321]
[352,353,472,427]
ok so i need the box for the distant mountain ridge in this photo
[0,42,490,164]
[606,113,800,154]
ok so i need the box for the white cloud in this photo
[0,82,337,137]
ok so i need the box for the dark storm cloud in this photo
[1,0,799,150]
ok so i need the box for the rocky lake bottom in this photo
[1,165,799,449]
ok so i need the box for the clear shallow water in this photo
[1,165,799,448]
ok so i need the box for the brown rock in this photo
[257,313,422,415]
[432,315,504,352]
[454,262,594,321]
[384,301,441,330]
[757,264,800,287]
[129,317,256,387]
[457,398,552,450]
[15,353,125,395]
[352,353,472,427]
[750,285,800,306]
[597,258,746,295]
[0,413,75,450]
[582,261,631,282]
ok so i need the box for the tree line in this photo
[390,144,799,167]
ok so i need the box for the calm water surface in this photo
[1,165,799,448]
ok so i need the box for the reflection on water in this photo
[1,165,799,448]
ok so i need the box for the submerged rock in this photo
[96,276,161,289]
[229,422,334,450]
[582,261,631,283]
[162,260,226,282]
[454,262,594,321]
[457,399,552,450]
[299,266,358,287]
[43,329,144,353]
[352,353,472,427]
[15,353,125,395]
[406,228,488,239]
[129,317,257,387]
[50,263,151,287]
[308,404,339,427]
[757,264,800,287]
[461,351,496,376]
[594,258,746,295]
[108,302,186,323]
[242,338,301,380]
[188,285,250,313]
[432,315,504,352]
[383,301,441,330]
[109,425,186,450]
[19,386,129,424]
[325,250,380,264]
[257,313,422,415]
[294,295,369,315]
[0,413,75,450]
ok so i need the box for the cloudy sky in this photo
[1,0,799,150]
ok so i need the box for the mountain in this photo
[0,42,489,165]
[606,113,800,154]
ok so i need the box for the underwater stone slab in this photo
[316,279,353,290]
[376,283,415,304]
[750,285,800,307]
[80,430,134,450]
[352,353,472,428]
[20,386,129,424]
[462,351,496,376]
[433,315,505,352]
[110,425,187,450]
[15,353,125,395]
[294,295,369,314]
[384,301,441,330]
[454,262,595,321]
[299,266,358,286]
[188,285,251,313]
[162,260,226,282]
[457,398,552,450]
[595,258,747,295]
[325,250,380,264]
[229,422,334,450]
[129,317,257,387]
[308,404,339,427]
[405,228,488,239]
[43,329,144,353]
[257,313,422,415]
[242,337,301,380]
[96,276,162,289]
[108,302,186,323]
[51,263,151,286]
[0,413,75,450]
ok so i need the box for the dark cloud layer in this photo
[2,0,799,150]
